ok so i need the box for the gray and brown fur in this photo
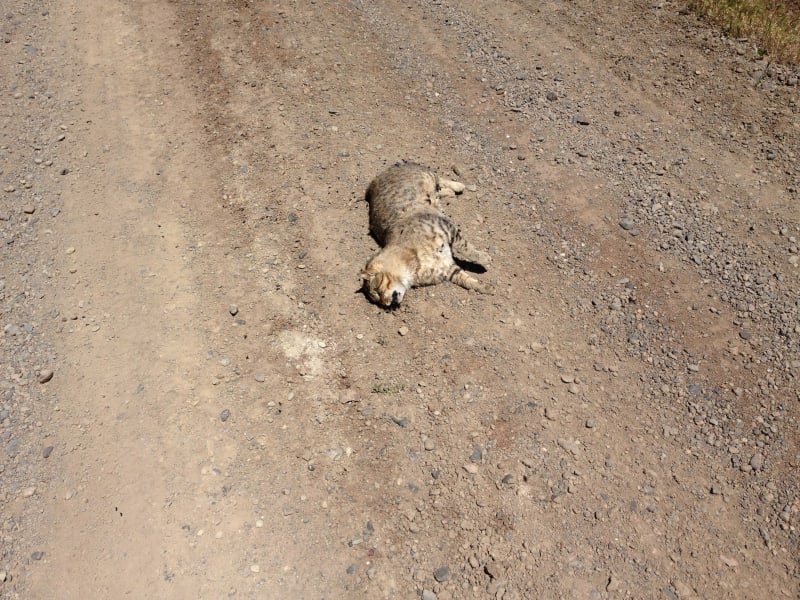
[361,162,494,307]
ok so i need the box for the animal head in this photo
[360,258,410,308]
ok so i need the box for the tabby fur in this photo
[361,162,493,307]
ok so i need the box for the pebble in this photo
[31,551,43,561]
[619,217,636,231]
[38,369,53,384]
[229,304,239,316]
[573,114,591,125]
[42,445,53,458]
[422,591,437,600]
[254,372,266,383]
[719,555,738,568]
[22,487,36,498]
[749,452,764,471]
[546,91,558,101]
[470,446,483,462]
[5,437,20,457]
[398,326,409,336]
[557,438,581,455]
[220,409,230,422]
[433,566,451,582]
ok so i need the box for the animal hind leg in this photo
[438,177,465,197]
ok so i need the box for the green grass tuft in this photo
[688,0,800,65]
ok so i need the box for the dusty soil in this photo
[1,0,798,598]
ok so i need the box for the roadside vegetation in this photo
[689,0,800,65]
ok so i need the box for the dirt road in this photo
[1,0,798,598]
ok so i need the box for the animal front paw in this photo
[477,281,496,295]
[475,251,492,267]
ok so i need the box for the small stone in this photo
[749,452,764,471]
[391,416,408,428]
[5,438,20,457]
[38,369,53,384]
[423,438,435,451]
[719,555,738,568]
[254,372,266,383]
[585,419,595,429]
[739,330,752,340]
[422,590,437,600]
[398,326,409,336]
[22,487,36,497]
[433,566,451,582]
[229,304,239,316]
[346,564,357,575]
[546,91,558,101]
[220,409,230,422]
[250,564,260,573]
[31,551,43,561]
[557,438,581,455]
[573,114,590,125]
[619,217,636,231]
[23,206,35,214]
[42,445,53,458]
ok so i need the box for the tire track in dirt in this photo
[22,1,231,597]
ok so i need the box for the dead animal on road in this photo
[360,161,494,308]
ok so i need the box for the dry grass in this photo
[688,0,800,65]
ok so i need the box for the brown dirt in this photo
[1,0,798,598]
